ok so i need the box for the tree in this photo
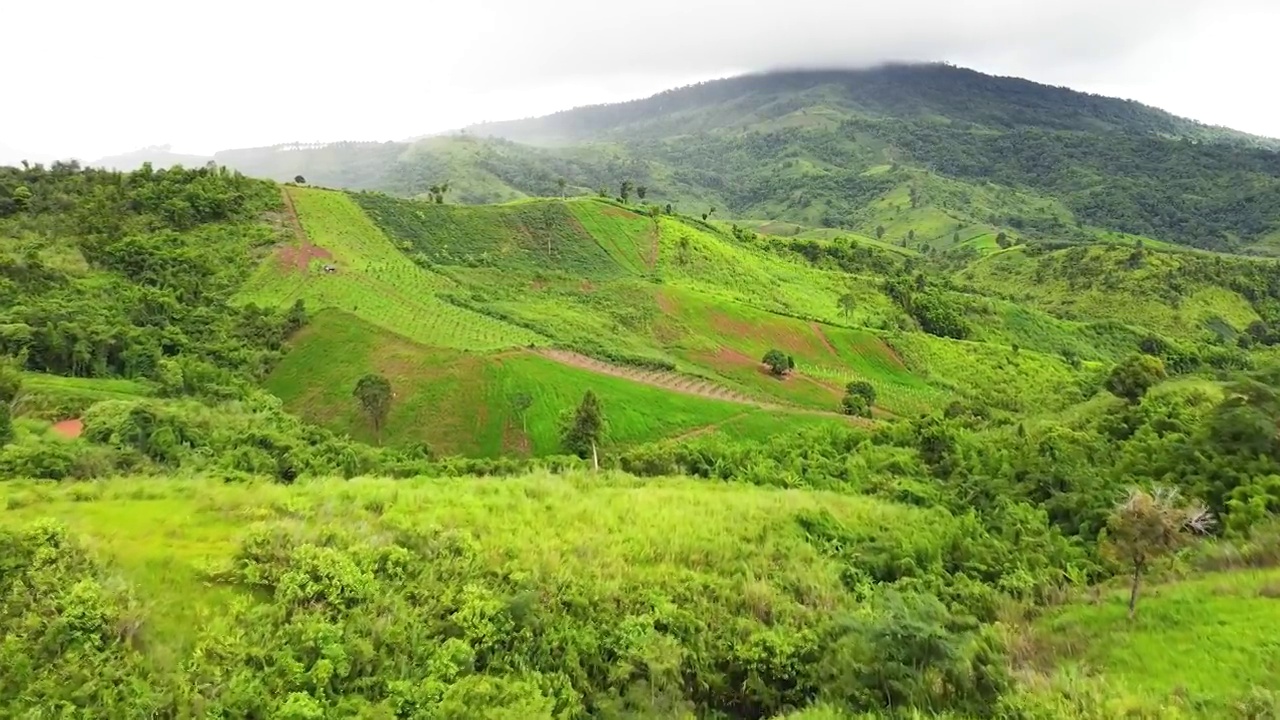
[427,182,452,204]
[837,292,857,321]
[0,403,10,446]
[1105,486,1214,618]
[1105,354,1167,403]
[557,178,567,199]
[995,232,1010,248]
[510,392,533,433]
[562,390,605,468]
[907,229,916,242]
[636,185,648,201]
[353,373,393,443]
[294,175,306,185]
[620,180,634,203]
[952,231,960,244]
[841,380,876,418]
[664,203,673,215]
[762,349,790,376]
[875,225,886,240]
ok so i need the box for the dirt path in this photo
[811,322,837,356]
[667,412,753,443]
[277,187,331,271]
[532,348,868,424]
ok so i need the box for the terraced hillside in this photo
[235,184,1280,456]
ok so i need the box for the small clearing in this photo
[50,418,84,439]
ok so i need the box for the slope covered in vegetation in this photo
[4,137,1280,719]
[204,64,1280,254]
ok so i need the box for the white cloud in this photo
[4,0,1278,160]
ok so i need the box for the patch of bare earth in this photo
[810,322,837,356]
[274,188,333,272]
[602,206,641,219]
[51,418,84,439]
[534,348,866,424]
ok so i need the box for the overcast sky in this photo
[5,0,1279,161]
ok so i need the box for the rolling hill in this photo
[184,63,1280,255]
[5,151,1280,719]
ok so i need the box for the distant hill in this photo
[200,63,1280,253]
[465,64,1280,149]
[0,142,57,167]
[90,144,213,171]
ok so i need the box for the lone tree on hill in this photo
[875,225,886,240]
[995,231,1010,248]
[841,380,876,418]
[510,392,534,434]
[620,180,634,203]
[293,175,306,185]
[1105,354,1167,403]
[837,292,857,321]
[637,185,648,201]
[562,389,605,469]
[762,349,790,376]
[1105,486,1214,618]
[557,178,567,199]
[353,373,393,443]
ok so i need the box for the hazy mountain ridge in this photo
[463,64,1280,148]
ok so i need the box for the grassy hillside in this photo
[239,185,1280,456]
[265,310,834,456]
[0,472,1009,718]
[1031,568,1280,714]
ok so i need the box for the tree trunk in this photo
[1128,562,1142,619]
[591,441,599,472]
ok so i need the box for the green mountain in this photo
[202,63,1280,254]
[3,88,1280,718]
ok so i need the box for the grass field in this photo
[266,310,823,455]
[0,471,930,683]
[13,372,155,420]
[235,188,1236,449]
[1034,569,1280,713]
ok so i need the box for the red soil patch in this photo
[275,187,333,272]
[276,243,332,272]
[530,279,548,291]
[810,322,837,356]
[655,291,678,314]
[579,279,597,293]
[710,346,760,368]
[601,206,641,219]
[51,418,84,439]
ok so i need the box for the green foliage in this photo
[560,389,605,459]
[1105,355,1167,403]
[0,162,293,393]
[353,372,392,441]
[1104,486,1214,617]
[762,348,790,376]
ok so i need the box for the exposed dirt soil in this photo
[810,322,838,356]
[644,225,660,270]
[655,291,678,314]
[666,412,752,443]
[533,348,867,424]
[51,418,84,439]
[579,279,596,293]
[274,188,333,272]
[602,206,641,219]
[502,419,533,457]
